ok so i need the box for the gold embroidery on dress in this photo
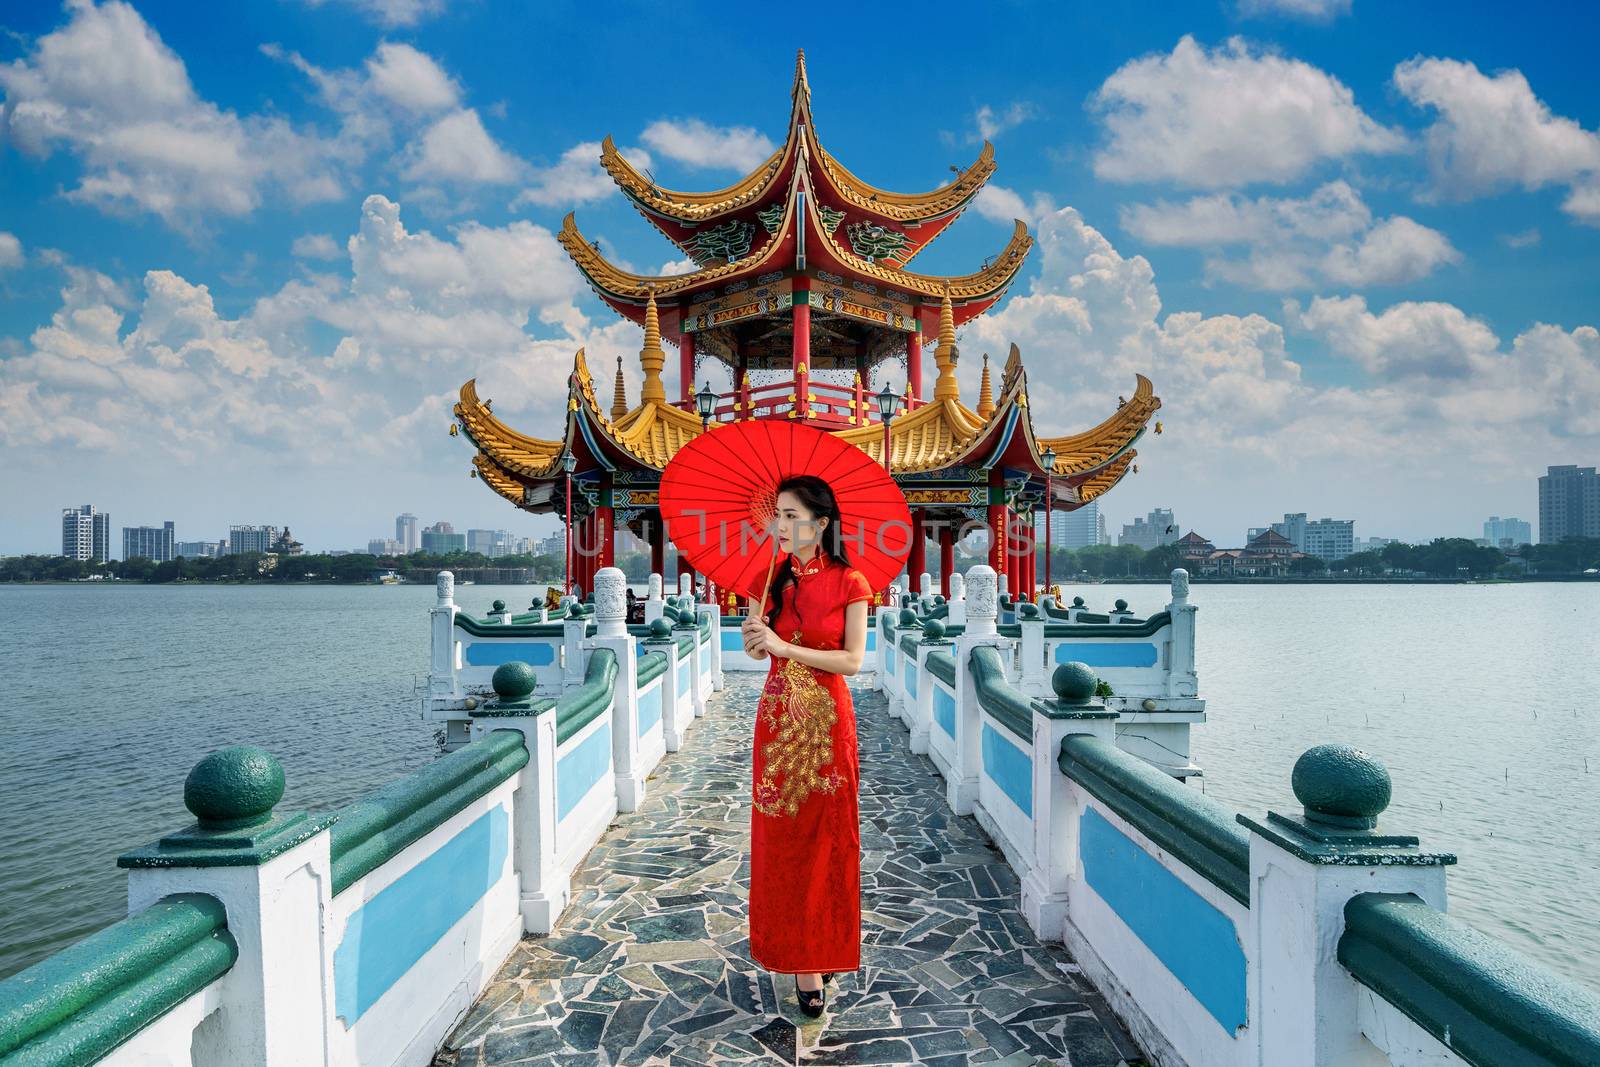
[753,656,842,818]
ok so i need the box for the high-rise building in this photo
[229,525,278,555]
[123,522,176,562]
[1035,502,1107,550]
[1483,516,1532,549]
[1118,508,1178,550]
[1248,512,1311,551]
[368,538,402,556]
[396,513,420,554]
[537,531,567,557]
[467,529,515,557]
[1303,518,1356,560]
[421,521,466,554]
[1538,466,1600,544]
[61,505,111,562]
[176,540,225,559]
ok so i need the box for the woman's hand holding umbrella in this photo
[742,615,789,659]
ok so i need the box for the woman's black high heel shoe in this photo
[796,976,827,1017]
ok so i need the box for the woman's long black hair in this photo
[764,474,851,630]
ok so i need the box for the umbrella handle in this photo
[751,547,780,626]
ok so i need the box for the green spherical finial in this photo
[1072,596,1085,608]
[1293,744,1392,829]
[491,661,537,701]
[898,608,917,626]
[1018,603,1039,619]
[1114,598,1128,612]
[491,599,506,612]
[185,746,285,831]
[934,594,946,604]
[1052,662,1098,705]
[564,602,583,619]
[648,618,671,638]
[924,619,946,640]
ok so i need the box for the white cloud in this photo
[292,233,342,260]
[1287,294,1497,379]
[1090,35,1404,188]
[974,102,1035,142]
[0,0,345,229]
[973,183,1054,227]
[639,118,775,172]
[516,141,652,209]
[1236,0,1350,20]
[1121,181,1459,289]
[1499,228,1540,249]
[363,42,460,114]
[300,0,445,27]
[401,109,522,184]
[0,232,22,269]
[1394,57,1600,225]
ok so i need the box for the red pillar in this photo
[679,331,695,408]
[649,517,665,578]
[939,522,954,598]
[792,278,810,419]
[596,504,613,571]
[908,511,926,591]
[907,331,922,403]
[987,468,1006,579]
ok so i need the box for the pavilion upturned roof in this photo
[559,51,1032,338]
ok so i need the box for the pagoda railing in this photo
[678,374,928,428]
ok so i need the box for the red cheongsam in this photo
[748,551,873,975]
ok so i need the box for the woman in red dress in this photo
[741,474,873,1017]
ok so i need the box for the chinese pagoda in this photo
[454,51,1161,605]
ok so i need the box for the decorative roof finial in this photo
[934,285,960,402]
[977,352,995,418]
[612,354,629,420]
[638,288,666,404]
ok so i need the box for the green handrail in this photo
[329,730,528,895]
[967,645,1031,742]
[1339,893,1600,1067]
[555,648,617,746]
[925,649,956,687]
[1058,734,1250,905]
[636,649,668,686]
[0,894,237,1066]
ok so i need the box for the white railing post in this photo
[1017,602,1047,698]
[699,604,725,691]
[468,664,567,935]
[1167,567,1198,697]
[674,592,705,718]
[641,620,684,752]
[587,567,642,812]
[1241,745,1454,1067]
[119,748,336,1066]
[948,571,967,627]
[427,571,459,712]
[1023,663,1117,940]
[644,572,663,625]
[949,564,1006,816]
[561,600,587,690]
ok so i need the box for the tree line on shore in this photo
[3,536,1597,583]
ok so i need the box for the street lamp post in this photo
[561,450,577,597]
[695,381,717,431]
[874,382,901,474]
[1041,445,1056,598]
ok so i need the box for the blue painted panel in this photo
[700,644,709,671]
[635,640,646,658]
[865,631,876,652]
[981,722,1032,817]
[557,719,613,822]
[638,679,661,737]
[334,804,509,1024]
[462,641,556,667]
[934,684,956,738]
[721,632,744,651]
[1080,807,1247,1033]
[886,642,896,675]
[906,660,919,700]
[1053,641,1158,668]
[677,660,689,692]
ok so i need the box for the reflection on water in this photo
[0,581,1594,992]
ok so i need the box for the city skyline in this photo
[1,4,1597,557]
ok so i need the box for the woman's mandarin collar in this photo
[790,551,827,576]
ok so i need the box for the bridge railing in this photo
[866,562,1600,1067]
[0,565,721,1067]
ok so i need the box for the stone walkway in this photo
[432,671,1147,1067]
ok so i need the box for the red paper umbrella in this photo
[659,419,912,608]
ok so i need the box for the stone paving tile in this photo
[432,672,1147,1067]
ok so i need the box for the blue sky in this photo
[2,0,1597,554]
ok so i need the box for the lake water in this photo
[0,581,1594,994]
